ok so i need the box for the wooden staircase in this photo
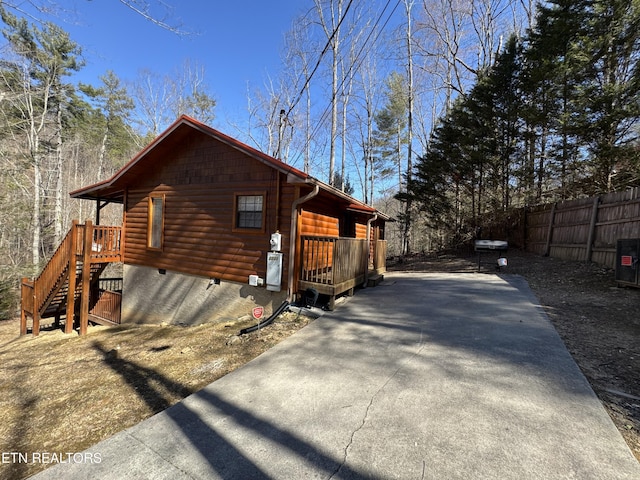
[20,221,122,336]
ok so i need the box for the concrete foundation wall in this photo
[122,265,287,325]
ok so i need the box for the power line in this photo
[288,0,402,170]
[285,0,355,118]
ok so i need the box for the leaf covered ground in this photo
[0,311,314,480]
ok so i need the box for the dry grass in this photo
[0,312,313,480]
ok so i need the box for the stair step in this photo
[367,274,384,287]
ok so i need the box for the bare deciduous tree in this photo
[169,59,216,124]
[314,0,349,185]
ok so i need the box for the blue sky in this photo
[45,1,310,126]
[6,1,406,197]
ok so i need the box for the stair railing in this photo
[20,221,123,336]
[20,221,79,335]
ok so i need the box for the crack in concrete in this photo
[130,432,198,479]
[329,390,376,479]
[329,339,427,479]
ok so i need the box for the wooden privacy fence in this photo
[89,290,122,325]
[483,187,640,268]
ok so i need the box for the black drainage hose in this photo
[239,300,290,335]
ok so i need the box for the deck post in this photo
[65,221,79,333]
[20,278,28,335]
[79,221,93,336]
[373,230,380,272]
[32,286,40,336]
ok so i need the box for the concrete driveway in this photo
[30,272,640,479]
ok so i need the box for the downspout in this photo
[287,185,320,302]
[363,213,378,287]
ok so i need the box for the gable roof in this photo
[70,115,390,220]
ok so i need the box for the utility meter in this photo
[270,232,282,251]
[266,252,283,292]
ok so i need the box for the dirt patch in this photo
[388,249,640,462]
[0,310,314,480]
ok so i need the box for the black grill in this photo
[474,240,508,271]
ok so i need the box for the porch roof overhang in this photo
[70,115,391,221]
[289,176,392,222]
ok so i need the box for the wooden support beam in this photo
[79,221,93,336]
[32,280,40,336]
[33,312,40,336]
[20,277,28,336]
[65,221,79,334]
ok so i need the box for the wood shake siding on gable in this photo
[123,133,293,285]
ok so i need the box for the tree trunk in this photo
[403,0,414,255]
[31,156,41,269]
[54,103,64,245]
[329,5,340,185]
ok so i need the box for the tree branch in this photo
[117,0,190,35]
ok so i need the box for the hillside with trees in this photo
[406,0,640,252]
[1,0,639,316]
[0,2,217,316]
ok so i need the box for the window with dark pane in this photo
[236,195,263,229]
[148,195,164,249]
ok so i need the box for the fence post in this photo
[522,207,528,251]
[544,203,557,257]
[585,196,600,263]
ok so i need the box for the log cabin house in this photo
[20,115,390,335]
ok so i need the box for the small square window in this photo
[235,194,264,230]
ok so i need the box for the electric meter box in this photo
[616,238,640,287]
[266,252,283,292]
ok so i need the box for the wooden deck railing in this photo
[98,277,123,293]
[300,236,368,286]
[20,280,34,322]
[299,235,387,310]
[373,239,387,274]
[88,225,123,262]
